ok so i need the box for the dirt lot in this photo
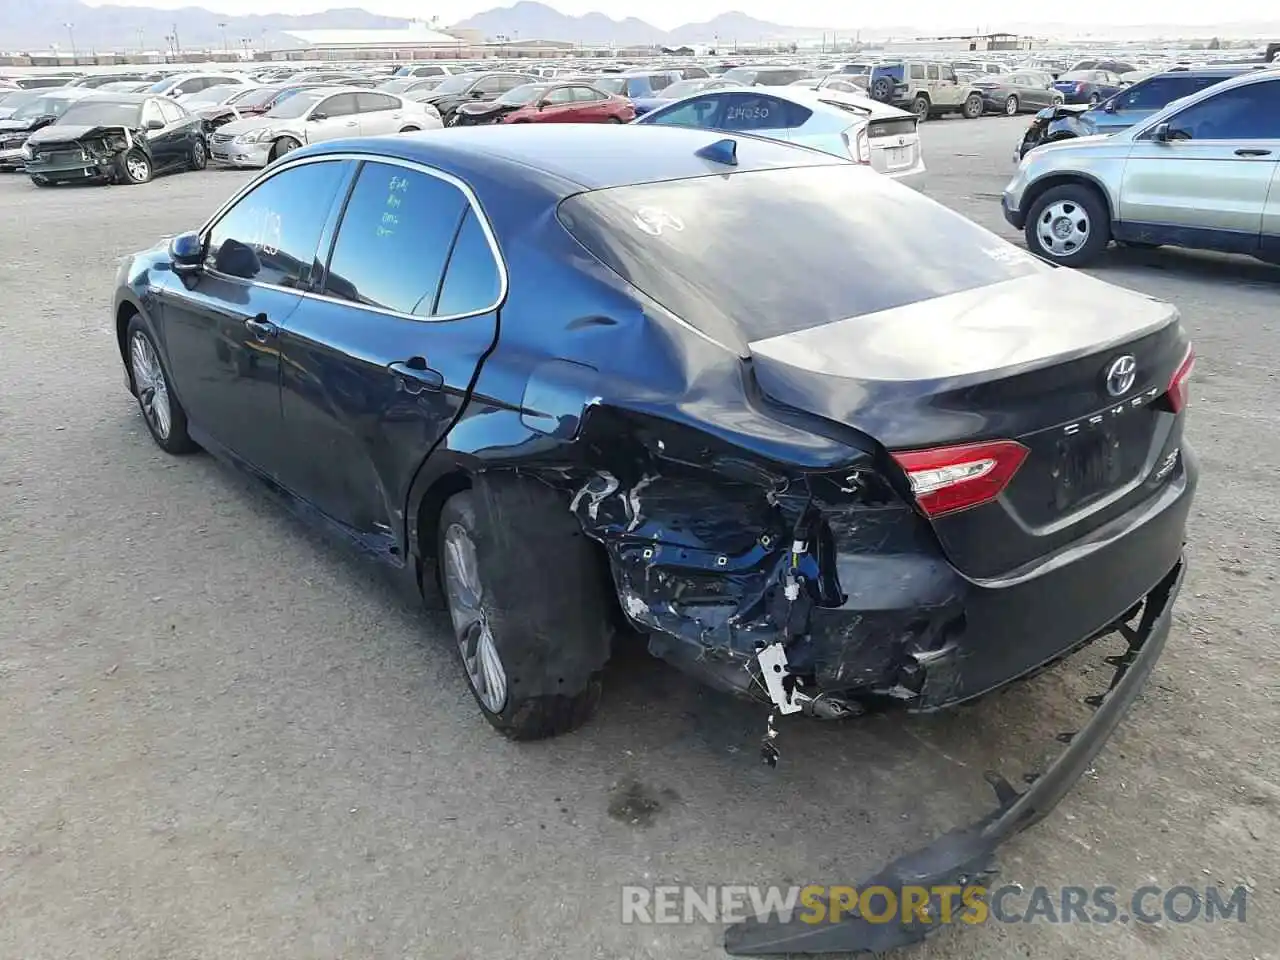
[1,116,1276,960]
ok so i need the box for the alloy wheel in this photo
[1036,199,1091,258]
[1005,95,1019,116]
[442,523,508,714]
[126,153,151,183]
[130,331,171,439]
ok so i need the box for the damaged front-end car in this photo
[24,123,153,186]
[1014,103,1093,160]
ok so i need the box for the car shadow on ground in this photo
[1092,245,1280,285]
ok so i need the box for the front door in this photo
[1118,78,1280,252]
[275,159,504,540]
[159,158,352,477]
[304,92,361,143]
[532,85,579,122]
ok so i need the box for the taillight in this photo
[1167,344,1196,413]
[891,440,1029,518]
[841,127,872,164]
[1075,83,1086,95]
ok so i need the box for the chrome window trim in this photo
[197,151,509,324]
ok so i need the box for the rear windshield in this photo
[557,165,1044,348]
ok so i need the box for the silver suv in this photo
[1002,70,1280,267]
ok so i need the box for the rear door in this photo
[1118,78,1280,252]
[304,92,360,142]
[355,91,404,134]
[274,160,503,539]
[571,85,612,121]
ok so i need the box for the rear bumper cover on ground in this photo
[725,553,1185,954]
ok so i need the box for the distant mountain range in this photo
[1,0,1277,54]
[0,0,411,53]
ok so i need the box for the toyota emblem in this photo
[1105,355,1137,397]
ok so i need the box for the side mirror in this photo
[146,118,165,131]
[470,89,485,98]
[1152,121,1171,142]
[309,111,327,121]
[170,89,183,97]
[169,231,204,276]
[537,98,551,110]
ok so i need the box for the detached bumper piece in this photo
[724,558,1184,956]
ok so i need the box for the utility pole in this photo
[219,21,228,51]
[172,22,181,55]
[64,21,77,60]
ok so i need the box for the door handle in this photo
[389,358,444,394]
[244,314,277,340]
[1235,148,1271,156]
[345,120,358,127]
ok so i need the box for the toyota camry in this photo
[113,124,1195,955]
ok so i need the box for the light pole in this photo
[64,21,77,61]
[136,27,145,54]
[218,21,228,51]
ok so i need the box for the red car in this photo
[195,83,328,131]
[451,81,635,126]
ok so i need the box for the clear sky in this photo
[78,0,1270,32]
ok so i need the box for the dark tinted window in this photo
[648,73,673,90]
[1165,80,1280,139]
[356,91,398,112]
[719,93,808,130]
[557,165,1044,347]
[435,210,502,316]
[642,94,722,128]
[1114,74,1231,110]
[316,93,358,117]
[206,160,349,286]
[324,162,467,315]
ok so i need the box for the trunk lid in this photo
[865,115,920,175]
[748,270,1188,579]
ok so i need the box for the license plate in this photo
[1053,431,1121,510]
[885,146,909,165]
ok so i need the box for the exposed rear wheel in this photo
[911,95,930,120]
[963,93,984,119]
[398,125,420,133]
[1005,95,1019,116]
[189,138,207,170]
[436,476,612,740]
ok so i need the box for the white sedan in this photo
[208,87,441,168]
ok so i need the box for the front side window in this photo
[1115,75,1228,110]
[315,93,358,118]
[926,64,940,81]
[323,162,469,316]
[1163,80,1280,140]
[649,73,673,91]
[545,87,576,105]
[141,100,165,128]
[205,160,350,286]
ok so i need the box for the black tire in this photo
[270,136,301,162]
[398,125,420,133]
[119,148,152,184]
[1088,92,1101,106]
[870,76,894,102]
[910,95,930,120]
[125,315,198,454]
[437,477,613,741]
[962,93,984,119]
[1024,183,1112,268]
[1005,94,1020,116]
[605,116,623,123]
[30,176,53,188]
[189,137,208,170]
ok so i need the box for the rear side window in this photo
[323,162,468,315]
[435,210,502,316]
[643,95,723,128]
[356,92,399,112]
[205,159,350,287]
[557,165,1044,348]
[909,64,926,80]
[718,93,808,131]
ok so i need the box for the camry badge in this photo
[1105,355,1137,397]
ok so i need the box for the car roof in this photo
[1153,65,1268,77]
[296,124,845,195]
[82,93,150,103]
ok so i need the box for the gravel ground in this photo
[1,118,1276,960]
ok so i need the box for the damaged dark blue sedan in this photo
[114,124,1196,955]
